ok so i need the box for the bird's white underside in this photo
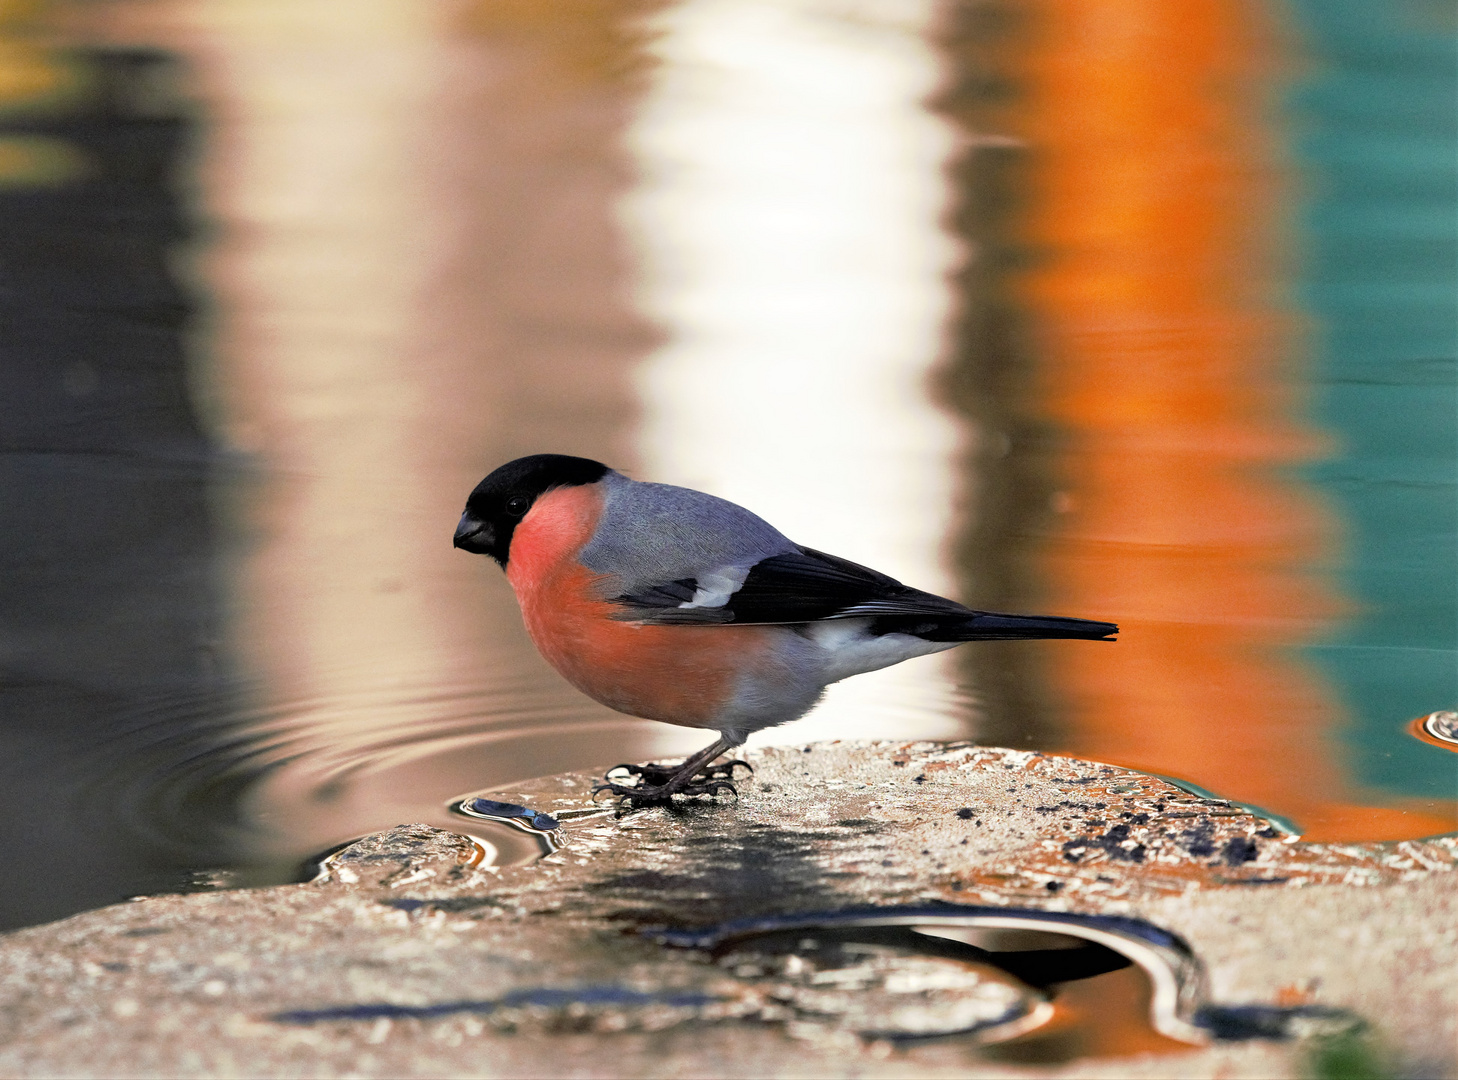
[714,617,959,742]
[805,617,959,683]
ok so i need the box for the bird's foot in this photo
[603,761,677,787]
[605,759,752,787]
[593,759,750,807]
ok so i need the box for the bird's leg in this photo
[595,735,748,806]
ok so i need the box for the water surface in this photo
[0,0,1452,931]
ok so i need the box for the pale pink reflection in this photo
[623,0,973,745]
[92,0,697,864]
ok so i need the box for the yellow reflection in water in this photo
[0,0,89,186]
[625,0,972,746]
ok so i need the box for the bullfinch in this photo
[454,454,1117,805]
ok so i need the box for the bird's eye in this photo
[504,495,531,517]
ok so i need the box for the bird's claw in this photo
[704,758,753,780]
[605,758,752,786]
[685,778,739,799]
[605,762,677,786]
[590,776,740,808]
[591,781,668,806]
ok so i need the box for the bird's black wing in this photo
[610,545,1120,640]
[609,545,971,626]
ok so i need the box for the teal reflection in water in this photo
[1289,0,1458,797]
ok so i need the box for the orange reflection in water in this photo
[988,965,1192,1066]
[990,1,1455,841]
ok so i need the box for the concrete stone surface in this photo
[0,741,1452,1078]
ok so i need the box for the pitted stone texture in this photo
[496,742,1457,915]
[0,741,1450,1078]
[1143,877,1458,1076]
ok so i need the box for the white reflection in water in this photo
[198,2,488,849]
[182,0,692,860]
[623,0,970,744]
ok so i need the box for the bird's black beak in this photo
[453,513,494,554]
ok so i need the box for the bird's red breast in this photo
[506,483,771,728]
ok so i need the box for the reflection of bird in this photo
[455,454,1117,805]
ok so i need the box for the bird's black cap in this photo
[453,454,612,567]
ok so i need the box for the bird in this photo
[453,454,1117,806]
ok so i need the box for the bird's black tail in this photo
[938,611,1118,642]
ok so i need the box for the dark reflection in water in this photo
[0,2,689,928]
[0,45,252,930]
[932,2,1053,751]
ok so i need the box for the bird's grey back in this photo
[579,472,798,593]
